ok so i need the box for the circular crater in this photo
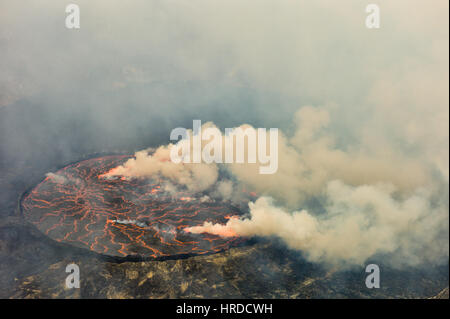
[21,155,245,258]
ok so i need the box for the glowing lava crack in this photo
[21,155,245,258]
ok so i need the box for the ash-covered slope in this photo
[0,151,448,299]
[1,218,448,299]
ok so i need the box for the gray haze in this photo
[1,1,448,268]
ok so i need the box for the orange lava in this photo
[21,155,246,258]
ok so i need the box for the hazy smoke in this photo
[188,183,448,268]
[113,219,147,228]
[1,0,448,269]
[45,172,68,185]
[112,105,448,268]
[45,172,81,185]
[103,146,219,192]
[227,106,435,208]
[102,122,269,202]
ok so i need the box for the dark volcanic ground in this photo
[0,104,448,299]
[1,154,448,299]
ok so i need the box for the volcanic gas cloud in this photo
[97,111,449,269]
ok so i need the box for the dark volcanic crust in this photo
[21,155,245,258]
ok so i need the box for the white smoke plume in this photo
[102,146,219,192]
[101,122,271,202]
[45,172,82,185]
[227,106,435,208]
[45,173,68,185]
[187,183,448,268]
[107,105,448,268]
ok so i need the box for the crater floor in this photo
[21,156,245,258]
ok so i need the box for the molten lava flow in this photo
[21,155,246,258]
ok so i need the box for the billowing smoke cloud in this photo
[101,122,271,202]
[102,146,219,192]
[109,104,448,268]
[187,183,448,268]
[228,106,435,208]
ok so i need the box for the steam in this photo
[45,172,81,185]
[101,122,270,203]
[187,183,448,268]
[228,106,434,207]
[109,105,448,268]
[113,219,147,228]
[103,146,219,192]
[45,173,68,185]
